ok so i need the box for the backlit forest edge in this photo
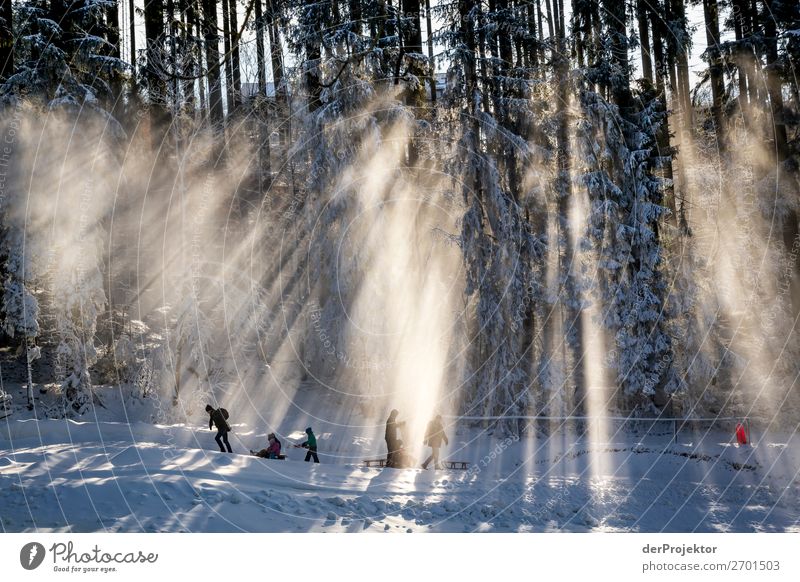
[0,0,799,434]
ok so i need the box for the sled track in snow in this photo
[530,446,759,472]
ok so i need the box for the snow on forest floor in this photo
[2,416,799,533]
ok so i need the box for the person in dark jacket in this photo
[385,409,405,468]
[206,404,232,453]
[299,427,319,463]
[421,414,449,470]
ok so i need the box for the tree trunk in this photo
[400,0,424,95]
[105,2,122,115]
[514,0,524,68]
[556,0,585,416]
[25,339,35,410]
[128,0,136,74]
[1,0,13,80]
[144,0,169,149]
[202,0,224,126]
[536,0,545,69]
[573,2,585,67]
[762,0,794,279]
[458,0,484,407]
[349,0,362,34]
[590,0,601,69]
[167,0,179,111]
[400,0,424,163]
[497,0,513,77]
[544,0,555,39]
[524,1,538,69]
[253,0,269,182]
[105,3,120,58]
[605,0,630,107]
[671,0,692,132]
[300,0,322,113]
[487,0,501,115]
[637,0,653,82]
[181,0,196,112]
[229,0,242,108]
[703,0,726,155]
[651,8,679,229]
[650,8,666,96]
[329,0,339,24]
[745,0,760,105]
[425,0,436,104]
[266,0,287,145]
[476,6,490,113]
[222,0,235,113]
[194,6,207,118]
[763,0,789,162]
[498,0,518,198]
[662,0,690,229]
[144,0,166,94]
[731,0,751,123]
[458,0,479,151]
[255,0,267,95]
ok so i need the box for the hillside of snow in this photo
[2,399,799,533]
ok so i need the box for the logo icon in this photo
[20,542,46,570]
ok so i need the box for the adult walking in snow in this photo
[252,433,281,459]
[421,414,449,470]
[206,404,233,453]
[385,409,405,468]
[299,427,319,463]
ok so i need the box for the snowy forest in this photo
[0,0,799,438]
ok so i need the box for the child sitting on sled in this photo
[251,433,282,459]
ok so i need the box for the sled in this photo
[250,450,287,460]
[363,458,470,470]
[362,458,414,469]
[363,458,388,468]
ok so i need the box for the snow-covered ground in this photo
[2,406,799,533]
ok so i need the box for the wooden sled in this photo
[363,458,387,468]
[442,460,470,470]
[363,458,470,470]
[251,450,287,460]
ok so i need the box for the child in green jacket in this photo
[300,427,319,463]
